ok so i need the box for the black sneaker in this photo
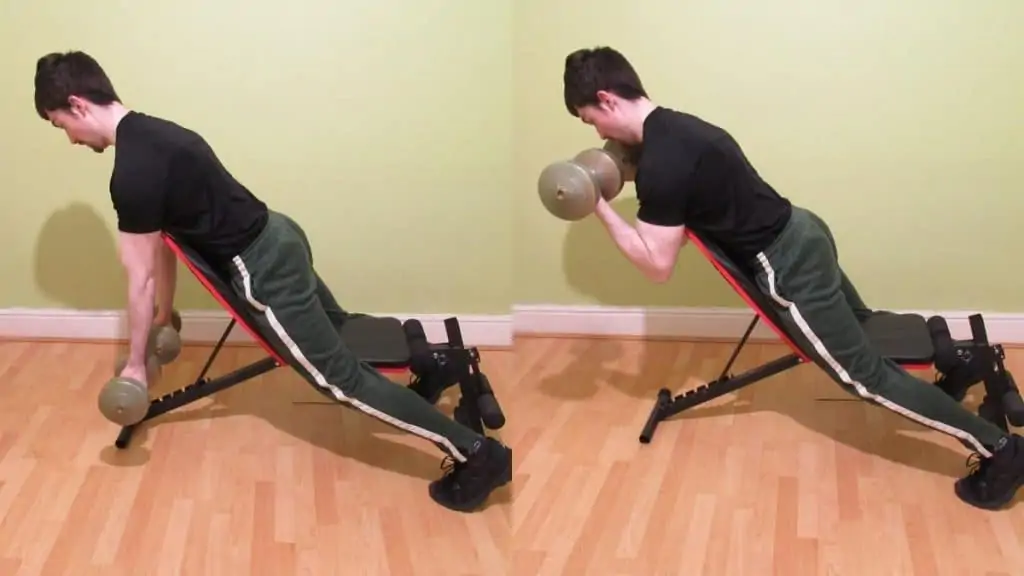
[429,437,511,512]
[954,434,1024,510]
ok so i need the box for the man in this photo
[561,45,1024,510]
[33,50,511,513]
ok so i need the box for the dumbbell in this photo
[96,309,182,426]
[149,308,183,364]
[537,139,638,221]
[100,353,162,426]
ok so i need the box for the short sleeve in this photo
[110,156,167,235]
[635,156,691,227]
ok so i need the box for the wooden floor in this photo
[510,336,1024,576]
[0,340,512,576]
[1,337,1024,575]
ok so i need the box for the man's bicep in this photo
[111,160,167,235]
[633,158,692,276]
[634,158,689,228]
[113,192,163,235]
[636,195,685,227]
[637,220,688,270]
[118,231,163,278]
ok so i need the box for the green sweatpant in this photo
[750,205,1007,457]
[226,210,483,462]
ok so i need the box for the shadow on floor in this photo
[95,347,511,510]
[535,338,981,483]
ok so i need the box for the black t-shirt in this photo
[634,107,792,263]
[109,111,269,266]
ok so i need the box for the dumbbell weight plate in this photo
[572,148,624,202]
[602,140,638,182]
[537,160,599,221]
[603,140,638,182]
[150,326,182,364]
[98,376,150,426]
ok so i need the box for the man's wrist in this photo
[153,306,170,326]
[593,198,617,225]
[126,350,147,367]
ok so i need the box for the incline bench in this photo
[639,230,1024,444]
[111,234,506,449]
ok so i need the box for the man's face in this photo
[46,105,108,153]
[577,103,626,142]
[575,91,639,144]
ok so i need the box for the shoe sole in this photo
[431,447,513,513]
[954,475,1024,511]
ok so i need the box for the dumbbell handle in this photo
[152,306,182,331]
[114,353,163,384]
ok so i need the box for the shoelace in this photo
[439,455,465,489]
[964,452,997,494]
[438,452,487,492]
[965,452,983,476]
[440,455,456,475]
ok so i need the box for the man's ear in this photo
[595,90,616,110]
[66,95,89,117]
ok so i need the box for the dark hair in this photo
[563,46,648,117]
[34,51,121,120]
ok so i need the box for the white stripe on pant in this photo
[232,255,468,463]
[755,251,993,459]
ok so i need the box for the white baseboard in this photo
[5,305,1024,349]
[0,308,513,348]
[512,304,1024,345]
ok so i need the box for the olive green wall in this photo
[0,1,513,315]
[2,2,1021,317]
[514,1,1024,313]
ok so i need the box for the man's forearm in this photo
[126,274,156,366]
[594,201,661,280]
[154,242,177,322]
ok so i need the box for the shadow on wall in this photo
[33,202,218,310]
[560,196,743,310]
